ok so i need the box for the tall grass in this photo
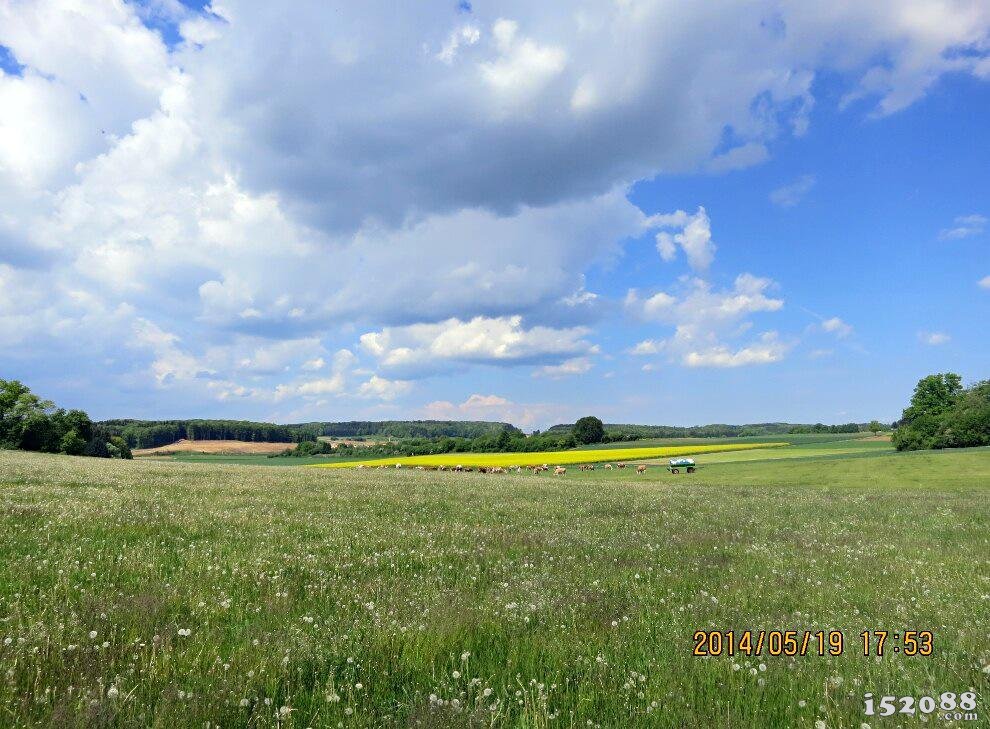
[0,448,987,727]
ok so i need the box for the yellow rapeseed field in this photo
[313,442,787,469]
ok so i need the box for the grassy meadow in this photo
[1,443,988,727]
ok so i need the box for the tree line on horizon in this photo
[98,418,523,450]
[4,374,987,459]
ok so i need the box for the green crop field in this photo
[313,442,787,470]
[1,445,988,727]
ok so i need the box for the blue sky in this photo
[0,1,987,429]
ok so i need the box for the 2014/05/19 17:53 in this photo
[692,630,934,657]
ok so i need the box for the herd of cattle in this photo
[355,462,649,475]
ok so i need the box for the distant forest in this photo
[100,417,880,450]
[544,421,876,439]
[99,419,522,449]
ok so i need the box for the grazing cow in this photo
[356,464,365,469]
[415,466,425,470]
[554,466,566,476]
[454,465,463,472]
[618,463,627,469]
[604,464,613,470]
[395,464,402,469]
[636,464,647,474]
[438,465,447,472]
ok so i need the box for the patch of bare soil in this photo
[132,439,296,456]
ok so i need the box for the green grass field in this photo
[313,442,788,470]
[1,443,988,727]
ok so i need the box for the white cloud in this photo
[707,142,770,173]
[436,24,481,64]
[769,175,816,207]
[821,316,853,338]
[938,214,987,240]
[683,332,789,368]
[480,19,567,106]
[628,339,664,356]
[131,318,213,385]
[357,375,412,401]
[421,393,567,430]
[647,207,716,272]
[627,273,787,368]
[360,316,596,377]
[918,330,951,345]
[533,357,593,379]
[979,275,990,289]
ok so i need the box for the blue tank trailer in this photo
[667,457,698,474]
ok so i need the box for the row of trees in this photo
[547,420,877,441]
[893,373,990,450]
[0,380,131,458]
[101,418,521,449]
[787,422,885,434]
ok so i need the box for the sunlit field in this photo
[313,442,787,470]
[1,445,988,727]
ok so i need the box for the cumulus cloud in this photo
[938,214,986,240]
[422,393,569,431]
[683,332,789,368]
[648,207,716,272]
[436,24,481,64]
[360,316,596,377]
[627,274,788,368]
[769,174,816,207]
[821,316,853,338]
[980,275,990,289]
[357,375,412,401]
[918,330,951,345]
[532,357,593,379]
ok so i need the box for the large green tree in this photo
[893,373,989,450]
[0,379,113,457]
[572,416,605,445]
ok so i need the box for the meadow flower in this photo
[107,686,119,699]
[177,628,191,637]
